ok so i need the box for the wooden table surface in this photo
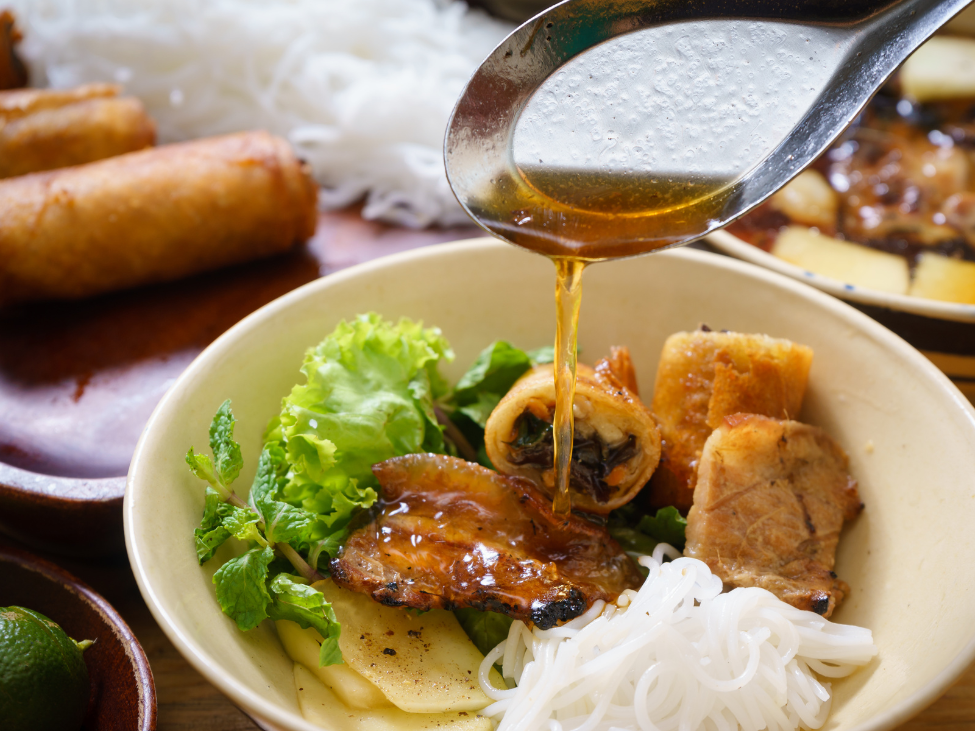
[1,209,973,729]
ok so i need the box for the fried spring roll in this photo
[0,11,26,91]
[647,329,813,513]
[485,347,661,514]
[0,84,156,178]
[0,131,318,306]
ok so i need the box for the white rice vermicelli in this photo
[8,0,513,227]
[479,545,877,731]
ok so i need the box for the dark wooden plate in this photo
[0,545,157,730]
[0,209,478,556]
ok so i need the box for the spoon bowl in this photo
[446,0,971,259]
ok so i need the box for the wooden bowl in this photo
[0,546,156,730]
[127,239,975,731]
[0,465,125,557]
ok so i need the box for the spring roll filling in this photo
[506,412,640,503]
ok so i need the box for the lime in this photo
[0,606,92,731]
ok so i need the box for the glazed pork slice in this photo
[685,414,862,617]
[330,453,643,629]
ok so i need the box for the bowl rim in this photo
[125,237,975,731]
[0,544,157,731]
[707,228,975,323]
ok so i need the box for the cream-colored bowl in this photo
[125,239,975,731]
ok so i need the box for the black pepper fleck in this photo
[383,648,397,656]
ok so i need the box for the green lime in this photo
[0,606,92,731]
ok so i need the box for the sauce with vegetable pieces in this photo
[728,74,975,302]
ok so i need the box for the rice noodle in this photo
[479,545,877,731]
[8,0,513,227]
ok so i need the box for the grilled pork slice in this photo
[685,414,862,617]
[330,453,643,629]
[647,329,813,513]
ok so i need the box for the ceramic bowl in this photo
[708,229,975,402]
[0,465,126,557]
[126,239,975,731]
[0,546,156,730]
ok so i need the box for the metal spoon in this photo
[445,0,972,260]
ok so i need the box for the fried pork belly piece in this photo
[685,414,862,617]
[331,454,643,629]
[647,330,813,513]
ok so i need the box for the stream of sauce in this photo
[482,168,737,514]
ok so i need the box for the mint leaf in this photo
[251,445,316,546]
[222,505,262,544]
[636,506,687,550]
[194,487,233,563]
[267,574,343,666]
[454,608,514,657]
[186,448,218,488]
[212,545,275,631]
[209,400,243,487]
[306,526,350,573]
[195,487,263,563]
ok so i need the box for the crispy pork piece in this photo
[685,414,862,617]
[647,329,813,513]
[330,453,643,629]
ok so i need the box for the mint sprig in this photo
[186,401,341,665]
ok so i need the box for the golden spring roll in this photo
[485,347,661,514]
[0,10,26,91]
[0,131,318,306]
[0,84,156,178]
[646,329,813,514]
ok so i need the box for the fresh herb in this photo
[636,506,687,550]
[446,341,553,466]
[608,504,687,555]
[269,314,453,539]
[453,607,515,657]
[187,402,341,665]
[186,315,456,665]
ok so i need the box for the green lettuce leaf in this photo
[267,574,343,666]
[212,545,276,631]
[275,314,453,528]
[453,608,514,657]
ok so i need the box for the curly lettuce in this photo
[268,313,453,536]
[186,315,455,665]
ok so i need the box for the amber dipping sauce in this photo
[475,166,738,513]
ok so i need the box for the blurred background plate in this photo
[707,228,975,403]
[0,209,477,557]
